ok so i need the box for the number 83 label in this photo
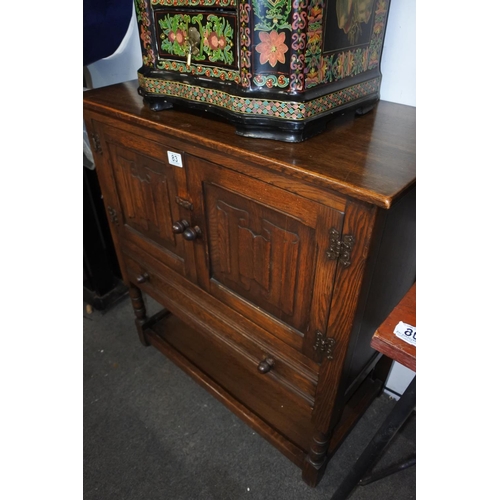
[394,321,416,347]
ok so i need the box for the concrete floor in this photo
[84,296,416,500]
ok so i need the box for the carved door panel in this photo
[96,122,193,278]
[186,155,346,359]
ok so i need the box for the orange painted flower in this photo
[310,5,322,20]
[255,30,288,67]
[140,25,151,49]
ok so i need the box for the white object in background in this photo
[83,120,94,169]
[385,362,416,400]
[83,87,95,169]
[85,5,143,89]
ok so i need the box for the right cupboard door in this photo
[186,155,348,361]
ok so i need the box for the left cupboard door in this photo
[86,117,196,283]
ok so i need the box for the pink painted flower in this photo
[206,32,219,50]
[255,30,288,67]
[175,29,185,44]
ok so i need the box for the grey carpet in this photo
[84,296,415,500]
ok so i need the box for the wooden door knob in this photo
[182,226,202,241]
[172,220,189,234]
[136,272,150,284]
[258,357,275,374]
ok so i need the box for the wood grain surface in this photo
[83,80,416,209]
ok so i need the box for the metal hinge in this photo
[91,132,102,155]
[107,206,119,225]
[326,228,354,267]
[175,196,193,211]
[313,331,336,361]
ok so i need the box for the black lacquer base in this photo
[233,118,329,143]
[140,89,379,143]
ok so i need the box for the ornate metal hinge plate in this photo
[326,228,354,267]
[91,132,102,155]
[107,206,119,225]
[313,331,336,361]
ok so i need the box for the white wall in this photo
[378,0,416,397]
[85,0,416,396]
[380,0,416,107]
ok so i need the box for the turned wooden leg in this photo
[129,284,149,346]
[302,430,331,487]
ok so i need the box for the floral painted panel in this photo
[305,0,389,89]
[152,0,236,6]
[250,0,295,90]
[155,10,238,68]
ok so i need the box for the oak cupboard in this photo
[83,81,416,486]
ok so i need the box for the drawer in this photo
[122,237,319,383]
[153,8,239,72]
[122,249,317,452]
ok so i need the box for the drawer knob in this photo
[172,220,189,234]
[182,226,202,241]
[258,357,275,374]
[136,272,150,284]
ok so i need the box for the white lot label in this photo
[394,321,416,347]
[168,151,183,167]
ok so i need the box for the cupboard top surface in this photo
[83,80,416,209]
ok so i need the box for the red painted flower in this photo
[255,30,288,67]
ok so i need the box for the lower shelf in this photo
[140,307,383,486]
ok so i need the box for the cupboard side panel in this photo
[343,184,416,396]
[84,114,131,287]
